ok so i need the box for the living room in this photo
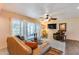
[0,3,79,55]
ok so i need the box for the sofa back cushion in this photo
[7,36,32,55]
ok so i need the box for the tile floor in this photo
[0,48,9,55]
[65,40,79,55]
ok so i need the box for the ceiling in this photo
[1,3,79,19]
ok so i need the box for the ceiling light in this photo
[77,6,79,9]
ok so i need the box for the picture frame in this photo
[59,23,66,31]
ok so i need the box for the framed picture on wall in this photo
[59,23,66,31]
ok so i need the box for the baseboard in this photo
[66,39,79,42]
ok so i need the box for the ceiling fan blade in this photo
[48,18,57,22]
[48,19,51,21]
[50,18,57,20]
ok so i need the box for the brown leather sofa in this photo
[7,36,32,55]
[7,36,50,55]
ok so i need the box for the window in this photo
[27,22,36,39]
[11,18,41,40]
[12,19,21,35]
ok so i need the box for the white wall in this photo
[66,18,79,41]
[0,16,10,49]
[48,18,79,41]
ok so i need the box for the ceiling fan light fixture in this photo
[44,18,49,21]
[43,14,50,21]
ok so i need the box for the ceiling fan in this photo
[39,13,57,22]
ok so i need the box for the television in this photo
[48,24,57,29]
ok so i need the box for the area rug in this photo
[44,47,63,55]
